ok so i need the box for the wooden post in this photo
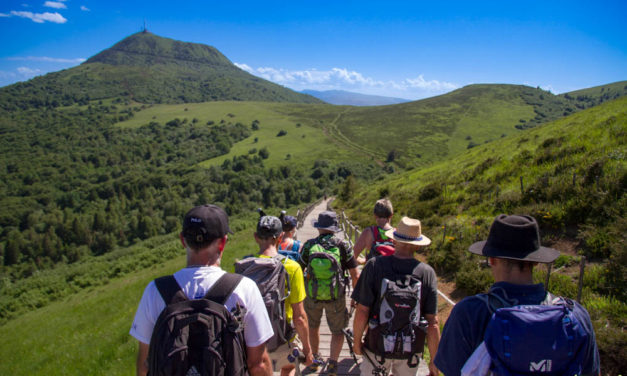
[545,263,552,290]
[577,256,586,303]
[572,172,576,187]
[520,176,524,194]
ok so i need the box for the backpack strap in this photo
[204,273,244,305]
[154,275,188,305]
[478,287,518,314]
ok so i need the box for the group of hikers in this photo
[130,198,601,376]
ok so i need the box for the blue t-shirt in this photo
[434,282,600,376]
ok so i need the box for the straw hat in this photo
[385,216,431,246]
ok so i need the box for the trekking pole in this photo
[343,305,387,376]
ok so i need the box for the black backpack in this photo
[365,259,427,366]
[147,273,248,376]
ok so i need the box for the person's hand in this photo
[303,351,314,366]
[428,360,439,376]
[353,340,362,355]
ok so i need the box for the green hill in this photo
[0,31,321,111]
[335,97,626,373]
[561,80,627,108]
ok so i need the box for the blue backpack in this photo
[462,289,589,376]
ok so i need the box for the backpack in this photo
[234,255,293,352]
[366,226,395,260]
[461,289,589,376]
[278,237,302,261]
[365,259,427,365]
[148,273,247,376]
[304,235,346,301]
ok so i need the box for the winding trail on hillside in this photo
[294,198,430,375]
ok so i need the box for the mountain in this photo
[301,89,411,106]
[560,80,627,107]
[0,31,321,111]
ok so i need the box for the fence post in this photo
[572,172,576,187]
[520,176,524,194]
[577,256,586,303]
[545,263,552,290]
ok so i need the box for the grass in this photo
[0,207,280,375]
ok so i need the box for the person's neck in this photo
[259,243,278,257]
[186,249,219,268]
[375,218,392,229]
[492,267,534,285]
[393,247,416,259]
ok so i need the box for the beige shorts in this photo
[269,336,302,371]
[304,296,348,334]
[360,349,421,376]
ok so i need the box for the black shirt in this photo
[351,255,438,317]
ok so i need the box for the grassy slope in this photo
[0,217,262,375]
[338,95,626,229]
[116,101,356,169]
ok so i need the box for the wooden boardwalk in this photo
[282,199,430,375]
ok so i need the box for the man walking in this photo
[130,204,274,376]
[299,210,359,376]
[238,215,314,376]
[352,216,440,376]
[434,214,600,376]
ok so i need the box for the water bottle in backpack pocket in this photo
[461,291,589,376]
[366,275,426,364]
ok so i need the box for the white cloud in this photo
[235,63,459,99]
[80,5,90,11]
[44,1,67,9]
[17,67,42,76]
[0,13,11,17]
[10,10,67,23]
[7,56,86,64]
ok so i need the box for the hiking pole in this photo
[343,305,388,376]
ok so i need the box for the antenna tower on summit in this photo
[142,19,148,33]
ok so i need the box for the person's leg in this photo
[360,349,391,376]
[309,326,320,356]
[326,296,349,362]
[303,298,323,356]
[390,357,419,376]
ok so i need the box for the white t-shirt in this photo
[130,266,274,348]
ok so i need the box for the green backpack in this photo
[305,237,345,301]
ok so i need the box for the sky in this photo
[0,0,625,100]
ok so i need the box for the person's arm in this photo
[353,227,373,260]
[291,301,314,366]
[425,313,441,376]
[246,343,273,376]
[136,342,149,376]
[352,303,370,355]
[348,267,359,288]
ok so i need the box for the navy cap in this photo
[182,204,233,244]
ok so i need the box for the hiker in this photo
[352,216,440,376]
[277,211,302,261]
[434,214,601,376]
[235,215,314,376]
[130,204,274,376]
[299,210,360,376]
[353,198,395,263]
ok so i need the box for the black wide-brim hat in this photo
[469,214,559,263]
[312,210,341,232]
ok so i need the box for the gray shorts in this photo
[304,296,348,334]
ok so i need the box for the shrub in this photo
[277,130,287,137]
[455,262,493,294]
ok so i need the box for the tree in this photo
[339,175,357,201]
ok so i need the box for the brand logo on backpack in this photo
[304,236,345,301]
[529,359,552,372]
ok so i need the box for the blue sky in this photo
[0,0,625,99]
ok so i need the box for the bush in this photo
[455,262,493,294]
[277,130,287,137]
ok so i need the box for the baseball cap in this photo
[257,215,283,238]
[182,204,233,244]
[282,215,298,230]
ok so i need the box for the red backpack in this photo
[366,226,395,260]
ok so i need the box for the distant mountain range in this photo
[0,31,320,111]
[301,89,411,106]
